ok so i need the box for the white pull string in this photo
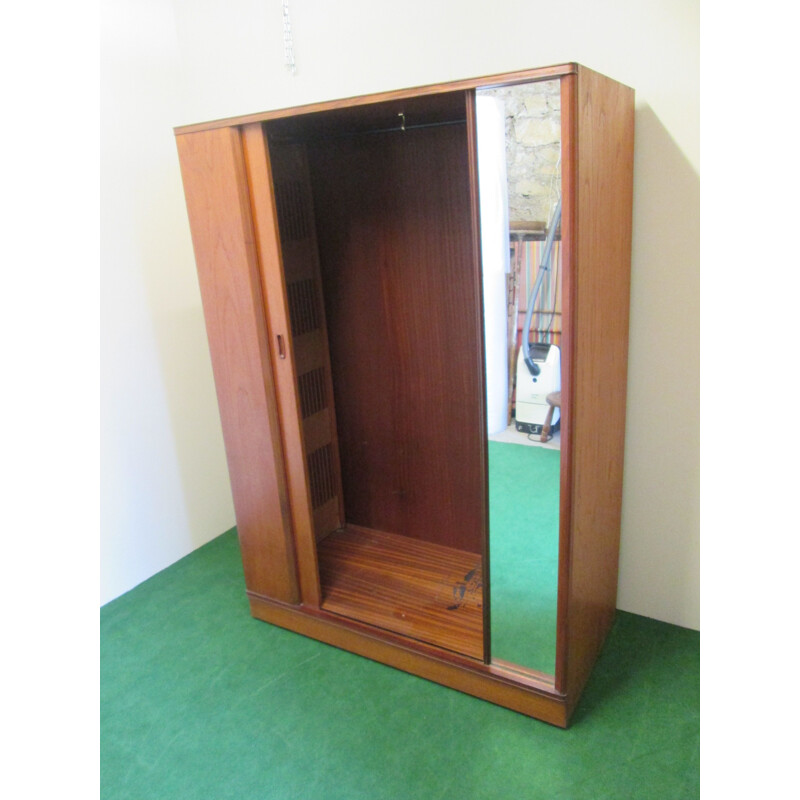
[282,0,297,75]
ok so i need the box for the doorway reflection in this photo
[476,80,562,675]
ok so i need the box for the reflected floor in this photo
[489,422,561,450]
[488,439,560,675]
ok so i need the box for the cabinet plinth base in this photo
[247,592,569,727]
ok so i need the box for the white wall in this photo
[100,0,236,604]
[101,0,699,629]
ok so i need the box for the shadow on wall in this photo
[138,157,236,552]
[617,103,700,629]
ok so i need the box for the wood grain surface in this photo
[240,124,321,606]
[318,526,484,659]
[307,122,485,553]
[557,66,635,708]
[175,127,299,604]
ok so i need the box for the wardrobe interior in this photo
[264,89,488,660]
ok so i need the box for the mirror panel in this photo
[476,79,562,674]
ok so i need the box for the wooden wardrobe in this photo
[175,63,634,727]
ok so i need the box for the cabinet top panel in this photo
[174,63,580,136]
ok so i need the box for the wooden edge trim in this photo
[248,592,569,727]
[554,71,578,695]
[463,89,492,665]
[489,659,557,690]
[174,64,579,136]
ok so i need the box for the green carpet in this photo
[101,530,699,800]
[488,440,560,673]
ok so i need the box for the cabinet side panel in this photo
[564,68,635,710]
[176,127,300,604]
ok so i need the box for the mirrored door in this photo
[475,79,563,675]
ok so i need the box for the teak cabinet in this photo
[175,63,634,727]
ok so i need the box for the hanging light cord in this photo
[282,0,296,75]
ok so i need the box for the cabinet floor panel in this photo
[318,525,483,660]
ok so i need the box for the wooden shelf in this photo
[318,526,484,660]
